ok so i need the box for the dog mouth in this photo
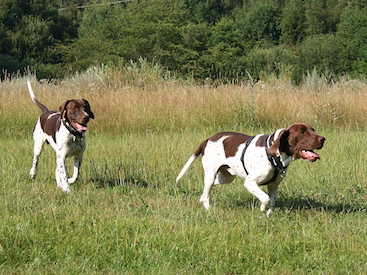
[299,149,320,162]
[71,122,88,132]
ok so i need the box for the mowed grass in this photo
[1,76,367,273]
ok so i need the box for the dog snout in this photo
[80,113,90,125]
[317,135,325,149]
[83,115,90,124]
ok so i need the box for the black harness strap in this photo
[241,134,287,186]
[62,118,83,138]
[240,137,255,175]
[260,134,287,185]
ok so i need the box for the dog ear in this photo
[83,99,95,119]
[59,100,71,119]
[267,129,290,155]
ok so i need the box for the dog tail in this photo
[27,80,49,113]
[176,139,208,182]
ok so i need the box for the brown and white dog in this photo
[176,123,325,215]
[27,81,94,193]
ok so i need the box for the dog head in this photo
[59,99,95,133]
[268,123,325,162]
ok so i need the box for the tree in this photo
[304,0,348,36]
[202,17,244,78]
[182,0,229,24]
[0,0,81,77]
[297,33,342,79]
[65,0,191,73]
[337,6,367,76]
[280,0,306,45]
[235,1,281,44]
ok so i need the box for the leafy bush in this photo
[31,63,66,80]
[0,54,30,79]
[293,33,341,83]
[244,46,296,82]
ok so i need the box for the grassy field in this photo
[1,74,367,274]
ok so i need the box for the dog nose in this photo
[82,115,90,123]
[319,136,326,144]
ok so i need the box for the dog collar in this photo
[265,134,287,170]
[62,118,83,138]
[261,134,287,185]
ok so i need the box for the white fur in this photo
[27,80,36,102]
[176,130,291,216]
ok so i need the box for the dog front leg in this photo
[244,178,270,213]
[266,183,279,216]
[68,156,83,184]
[55,155,70,193]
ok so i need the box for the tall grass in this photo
[2,69,367,138]
[1,69,367,273]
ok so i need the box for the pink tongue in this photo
[300,149,320,161]
[72,122,88,132]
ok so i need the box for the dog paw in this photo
[29,170,37,180]
[260,197,270,212]
[57,183,71,193]
[260,203,267,212]
[61,187,71,193]
[266,208,273,216]
[200,198,211,210]
[67,178,77,184]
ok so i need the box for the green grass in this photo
[1,128,367,274]
[1,76,367,273]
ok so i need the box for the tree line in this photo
[1,0,367,83]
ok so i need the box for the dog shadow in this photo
[275,196,366,214]
[90,176,149,189]
[227,195,365,214]
[86,160,150,189]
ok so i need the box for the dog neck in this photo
[265,134,290,171]
[62,117,83,138]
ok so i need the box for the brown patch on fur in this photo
[267,130,286,155]
[255,135,267,147]
[209,132,253,158]
[40,111,61,143]
[194,139,209,157]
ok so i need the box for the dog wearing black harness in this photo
[176,124,325,216]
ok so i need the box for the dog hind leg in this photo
[214,166,236,185]
[29,131,46,180]
[200,169,217,210]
